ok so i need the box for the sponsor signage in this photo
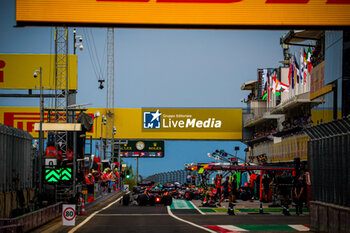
[0,107,93,139]
[16,0,350,27]
[0,54,77,90]
[117,140,164,158]
[257,68,278,100]
[257,153,267,163]
[142,108,239,132]
[310,61,332,100]
[0,107,242,140]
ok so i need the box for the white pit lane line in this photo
[68,192,129,233]
[189,200,205,215]
[167,206,216,233]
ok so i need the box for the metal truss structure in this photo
[105,27,115,160]
[54,26,69,154]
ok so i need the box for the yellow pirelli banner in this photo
[16,0,350,27]
[250,133,308,162]
[0,54,77,90]
[0,107,242,140]
[271,134,309,162]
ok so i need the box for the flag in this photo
[294,55,300,83]
[271,73,277,94]
[276,79,289,92]
[306,47,312,63]
[291,63,295,89]
[299,49,304,83]
[288,61,292,85]
[262,92,268,100]
[267,72,270,102]
[307,46,313,73]
[262,81,268,100]
[303,49,308,84]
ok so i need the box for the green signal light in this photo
[126,175,130,179]
[45,169,59,182]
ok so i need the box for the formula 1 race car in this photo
[123,182,173,206]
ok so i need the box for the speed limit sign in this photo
[62,204,76,226]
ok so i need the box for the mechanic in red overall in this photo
[62,146,74,166]
[43,141,57,158]
[215,174,222,200]
[66,146,74,161]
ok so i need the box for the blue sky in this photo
[0,1,286,177]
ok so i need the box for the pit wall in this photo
[310,201,350,233]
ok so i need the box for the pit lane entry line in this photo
[68,192,129,233]
[167,206,216,233]
[189,201,205,215]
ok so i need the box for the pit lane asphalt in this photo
[69,199,310,233]
[73,204,208,233]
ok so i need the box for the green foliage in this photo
[123,164,136,189]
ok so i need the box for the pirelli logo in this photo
[16,0,350,27]
[2,110,95,138]
[97,0,349,3]
[4,112,42,135]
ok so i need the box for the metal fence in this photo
[304,117,350,208]
[0,124,35,193]
[147,169,191,185]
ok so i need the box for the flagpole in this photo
[300,48,303,94]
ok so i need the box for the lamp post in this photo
[100,115,106,159]
[34,67,44,156]
[73,28,83,55]
[34,67,43,193]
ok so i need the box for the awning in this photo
[282,30,324,45]
[241,80,258,90]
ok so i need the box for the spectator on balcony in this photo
[307,114,313,124]
[293,118,299,126]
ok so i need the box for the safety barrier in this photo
[147,169,190,185]
[305,117,350,232]
[0,202,62,232]
[0,124,34,193]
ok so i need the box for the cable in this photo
[83,28,100,80]
[89,29,104,79]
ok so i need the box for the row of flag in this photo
[289,47,313,89]
[262,46,313,101]
[262,71,289,101]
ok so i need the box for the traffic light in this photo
[126,170,131,179]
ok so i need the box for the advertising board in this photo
[16,0,350,28]
[117,140,164,158]
[0,54,77,90]
[0,107,242,140]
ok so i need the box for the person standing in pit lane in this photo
[217,176,229,207]
[294,176,306,216]
[214,174,222,200]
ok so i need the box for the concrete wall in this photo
[311,201,350,233]
[325,31,343,85]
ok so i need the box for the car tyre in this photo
[149,195,156,206]
[137,194,148,206]
[163,195,173,206]
[122,194,130,206]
